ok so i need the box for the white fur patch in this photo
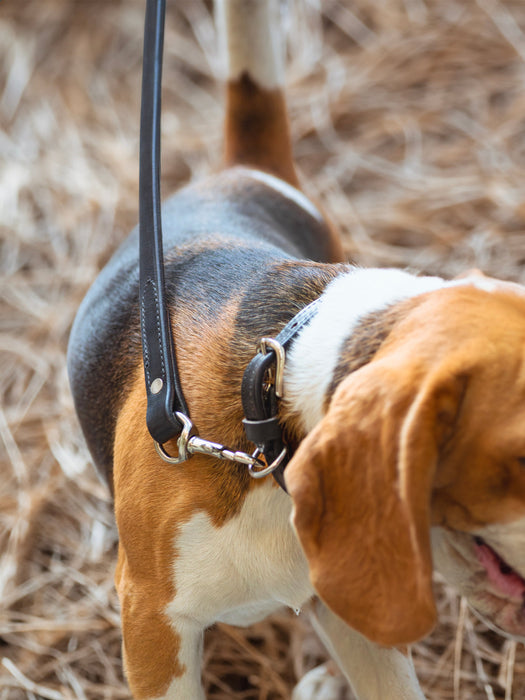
[242,167,324,222]
[452,273,525,299]
[284,268,447,433]
[165,481,313,629]
[216,0,284,89]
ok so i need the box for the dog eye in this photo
[518,457,525,468]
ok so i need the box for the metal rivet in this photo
[150,378,163,395]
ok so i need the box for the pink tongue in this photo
[475,541,525,599]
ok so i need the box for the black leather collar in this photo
[241,298,321,491]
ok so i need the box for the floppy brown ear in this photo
[285,357,467,647]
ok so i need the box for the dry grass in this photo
[2,0,525,697]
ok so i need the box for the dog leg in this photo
[156,615,206,700]
[292,661,352,700]
[297,600,426,700]
[117,555,205,699]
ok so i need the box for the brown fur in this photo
[285,285,525,646]
[114,382,185,698]
[224,73,299,186]
[324,301,420,412]
[112,260,345,696]
[113,299,257,697]
[69,3,525,694]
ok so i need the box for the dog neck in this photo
[283,268,448,435]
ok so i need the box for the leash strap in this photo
[241,299,321,491]
[139,0,189,445]
[139,0,319,491]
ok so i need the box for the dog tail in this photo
[216,0,299,187]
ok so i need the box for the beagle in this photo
[67,1,525,698]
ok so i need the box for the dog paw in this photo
[292,662,353,700]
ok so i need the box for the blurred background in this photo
[2,0,525,697]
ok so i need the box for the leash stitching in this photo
[140,278,166,390]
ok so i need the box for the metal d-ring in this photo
[248,446,287,479]
[154,412,194,464]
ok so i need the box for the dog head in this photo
[285,279,525,647]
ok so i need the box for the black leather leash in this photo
[139,0,188,446]
[139,0,318,490]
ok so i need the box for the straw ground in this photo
[2,0,525,697]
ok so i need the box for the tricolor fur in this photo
[67,1,525,699]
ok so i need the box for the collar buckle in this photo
[257,337,286,398]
